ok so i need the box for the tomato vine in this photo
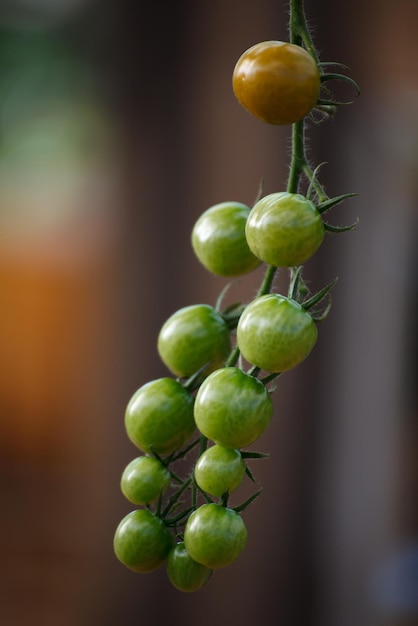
[113,0,359,593]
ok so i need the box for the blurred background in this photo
[0,0,417,625]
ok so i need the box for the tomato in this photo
[194,445,246,498]
[245,192,324,267]
[194,367,273,449]
[184,503,247,569]
[237,294,317,373]
[191,201,261,277]
[232,40,320,125]
[113,509,173,573]
[120,455,171,505]
[125,378,195,455]
[157,304,231,378]
[166,542,212,592]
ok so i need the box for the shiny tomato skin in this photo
[113,509,173,573]
[157,304,231,378]
[194,367,273,449]
[245,192,324,267]
[194,445,246,498]
[184,503,247,569]
[191,201,261,277]
[120,455,171,505]
[124,378,195,456]
[232,40,320,125]
[166,542,212,592]
[237,294,318,373]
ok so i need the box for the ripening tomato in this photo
[166,542,212,592]
[194,445,246,498]
[237,294,317,373]
[113,509,173,573]
[157,304,231,378]
[125,378,195,455]
[245,192,324,267]
[184,503,247,569]
[232,40,320,125]
[120,455,171,505]
[191,201,261,277]
[194,367,273,449]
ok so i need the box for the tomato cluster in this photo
[114,32,356,593]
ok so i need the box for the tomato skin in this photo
[166,542,212,592]
[184,503,247,569]
[157,304,231,378]
[232,40,320,125]
[245,192,324,267]
[194,445,246,498]
[113,509,173,573]
[237,294,317,373]
[125,378,195,455]
[194,367,273,449]
[191,201,261,277]
[120,456,171,505]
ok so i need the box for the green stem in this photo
[287,118,306,194]
[162,476,192,518]
[225,345,240,367]
[289,0,320,65]
[257,264,277,297]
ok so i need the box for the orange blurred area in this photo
[0,1,418,625]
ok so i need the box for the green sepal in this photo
[253,178,265,205]
[215,282,233,312]
[244,464,256,483]
[302,277,338,312]
[324,219,359,233]
[222,302,246,329]
[317,192,358,214]
[233,488,263,513]
[288,266,309,302]
[310,295,333,324]
[241,451,270,459]
[320,72,360,96]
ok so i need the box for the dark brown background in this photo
[1,1,417,625]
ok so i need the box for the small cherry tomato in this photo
[157,304,231,378]
[113,509,173,573]
[191,201,261,277]
[237,294,317,373]
[245,192,324,267]
[194,445,246,498]
[194,367,273,449]
[125,378,195,455]
[232,40,320,125]
[166,542,212,592]
[120,456,171,505]
[184,503,247,569]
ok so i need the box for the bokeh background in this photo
[1,1,417,625]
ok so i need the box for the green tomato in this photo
[237,294,318,373]
[113,509,173,573]
[166,542,212,592]
[194,445,246,498]
[245,192,324,267]
[191,201,261,277]
[184,503,247,569]
[157,304,231,378]
[194,367,273,449]
[125,378,195,455]
[120,456,171,505]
